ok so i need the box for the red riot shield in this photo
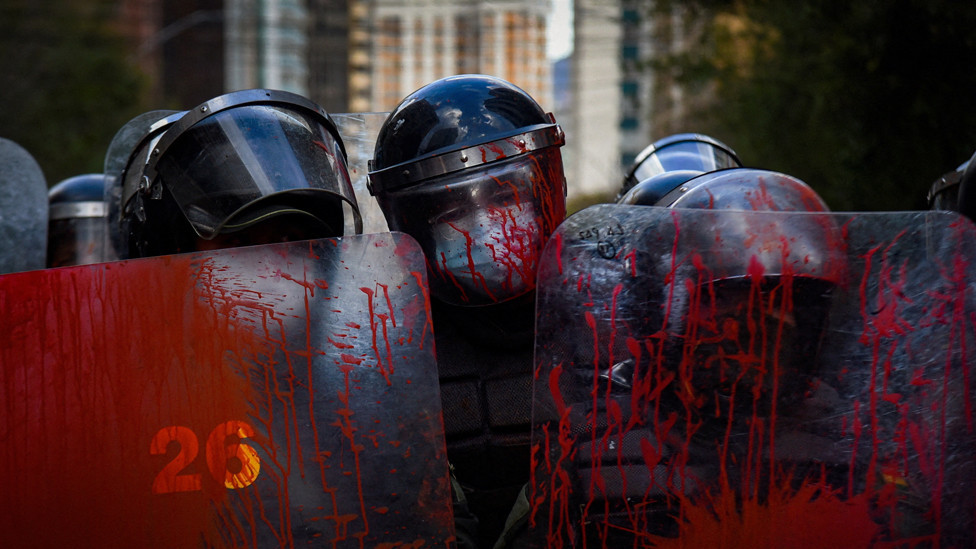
[0,232,453,547]
[529,204,976,548]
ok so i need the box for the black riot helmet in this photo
[929,149,976,221]
[115,110,186,259]
[47,173,117,268]
[619,133,741,200]
[123,89,362,258]
[368,74,567,307]
[606,167,845,417]
[617,169,703,206]
[660,168,845,413]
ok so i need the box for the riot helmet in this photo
[618,133,741,200]
[617,169,703,206]
[662,168,844,413]
[123,89,362,258]
[47,173,117,267]
[115,110,186,259]
[368,74,567,307]
[106,109,185,259]
[930,148,976,221]
[609,168,845,418]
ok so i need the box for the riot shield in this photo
[0,137,47,273]
[0,232,453,547]
[332,112,391,235]
[529,204,976,547]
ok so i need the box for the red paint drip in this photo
[551,232,564,275]
[446,221,496,301]
[328,336,355,350]
[360,286,393,386]
[409,270,434,354]
[331,360,370,544]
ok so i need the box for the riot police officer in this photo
[120,89,362,258]
[927,148,976,221]
[47,173,118,267]
[617,132,741,203]
[367,74,568,548]
[608,167,845,546]
[496,136,849,546]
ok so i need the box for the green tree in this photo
[0,0,150,187]
[657,0,976,211]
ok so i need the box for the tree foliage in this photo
[657,0,976,211]
[0,0,150,187]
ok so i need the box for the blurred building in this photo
[569,0,621,198]
[115,0,703,203]
[367,0,552,112]
[225,0,309,95]
[117,0,226,107]
[567,0,708,200]
[117,0,551,114]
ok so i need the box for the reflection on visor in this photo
[151,104,361,239]
[634,141,739,185]
[431,202,541,305]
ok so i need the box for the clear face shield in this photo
[142,90,362,241]
[47,173,116,268]
[424,155,560,305]
[371,125,566,307]
[47,211,113,268]
[622,134,742,198]
[928,153,973,213]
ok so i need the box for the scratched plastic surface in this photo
[0,232,453,547]
[332,111,391,235]
[529,204,976,547]
[0,137,47,274]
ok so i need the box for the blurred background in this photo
[1,0,975,213]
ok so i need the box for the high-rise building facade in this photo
[567,1,710,200]
[121,0,553,115]
[306,0,351,113]
[569,0,621,198]
[225,0,309,95]
[117,1,708,204]
[368,0,552,112]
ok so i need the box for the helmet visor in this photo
[378,147,567,306]
[149,103,361,240]
[47,216,115,268]
[632,139,740,185]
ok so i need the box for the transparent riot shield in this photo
[0,232,453,548]
[528,204,976,547]
[332,112,391,235]
[0,137,47,273]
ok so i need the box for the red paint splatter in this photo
[648,477,879,548]
[360,286,395,385]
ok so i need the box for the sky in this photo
[547,0,573,60]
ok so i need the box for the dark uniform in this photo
[367,74,568,548]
